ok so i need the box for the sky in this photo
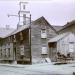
[0,0,75,28]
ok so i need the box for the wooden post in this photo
[29,14,32,64]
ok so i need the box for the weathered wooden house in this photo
[58,20,75,34]
[48,20,75,62]
[0,17,59,64]
[48,32,75,61]
[31,16,58,63]
[0,25,31,64]
[0,2,63,64]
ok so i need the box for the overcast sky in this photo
[0,0,75,28]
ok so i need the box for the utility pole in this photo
[8,2,32,64]
[29,14,32,64]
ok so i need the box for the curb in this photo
[0,64,26,68]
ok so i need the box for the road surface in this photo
[0,63,75,75]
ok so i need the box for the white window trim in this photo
[20,45,24,55]
[41,47,47,54]
[41,29,47,38]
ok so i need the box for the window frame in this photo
[41,46,48,55]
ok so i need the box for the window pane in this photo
[8,48,10,57]
[69,44,74,52]
[41,47,47,54]
[20,45,24,55]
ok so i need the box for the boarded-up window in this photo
[20,45,24,55]
[41,47,47,54]
[69,43,74,52]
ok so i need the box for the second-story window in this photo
[41,29,47,38]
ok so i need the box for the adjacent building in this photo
[48,20,75,62]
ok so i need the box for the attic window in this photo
[41,25,46,29]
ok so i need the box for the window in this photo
[0,49,2,57]
[41,47,47,54]
[69,43,74,52]
[20,45,24,55]
[23,14,26,25]
[4,49,6,57]
[6,49,8,57]
[1,49,2,57]
[41,29,47,38]
[6,48,10,57]
[8,48,10,57]
[23,4,25,10]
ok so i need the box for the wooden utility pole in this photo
[8,2,32,64]
[29,14,32,64]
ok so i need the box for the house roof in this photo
[5,25,30,38]
[58,20,75,31]
[32,16,58,34]
[53,26,63,31]
[0,16,63,38]
[0,25,30,38]
[11,25,30,35]
[0,28,15,38]
[48,32,71,43]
